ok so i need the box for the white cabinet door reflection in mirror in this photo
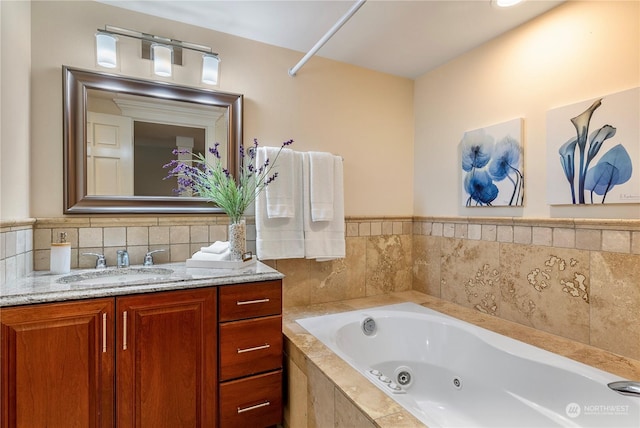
[87,112,134,196]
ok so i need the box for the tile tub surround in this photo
[413,217,640,362]
[266,217,414,308]
[283,291,640,428]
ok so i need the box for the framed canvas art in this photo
[460,118,524,207]
[547,87,639,205]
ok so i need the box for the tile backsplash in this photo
[1,215,638,362]
[31,216,249,271]
[0,220,35,285]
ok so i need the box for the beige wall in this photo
[23,0,413,219]
[1,0,31,221]
[414,0,640,219]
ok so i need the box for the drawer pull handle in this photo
[236,298,270,306]
[237,343,270,354]
[237,401,270,414]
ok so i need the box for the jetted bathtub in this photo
[297,302,640,427]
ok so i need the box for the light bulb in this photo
[152,44,172,77]
[96,32,117,68]
[494,0,523,7]
[202,54,219,85]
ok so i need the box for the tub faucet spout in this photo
[608,381,640,397]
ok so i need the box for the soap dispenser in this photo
[50,232,71,274]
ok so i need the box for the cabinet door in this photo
[116,288,217,428]
[1,299,114,428]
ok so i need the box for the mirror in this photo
[63,66,243,213]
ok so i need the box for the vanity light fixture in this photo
[95,25,220,84]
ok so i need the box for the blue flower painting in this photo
[547,87,640,205]
[460,118,524,207]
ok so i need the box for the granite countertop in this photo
[1,262,284,307]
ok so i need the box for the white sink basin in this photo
[57,267,174,286]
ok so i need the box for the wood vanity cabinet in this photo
[1,299,115,428]
[1,278,283,428]
[218,280,283,428]
[1,288,215,428]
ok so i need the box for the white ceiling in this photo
[98,0,564,79]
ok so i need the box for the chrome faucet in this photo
[608,381,640,397]
[143,249,165,266]
[117,250,130,268]
[83,252,107,269]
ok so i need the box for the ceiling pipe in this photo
[288,0,367,77]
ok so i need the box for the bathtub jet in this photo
[297,303,640,428]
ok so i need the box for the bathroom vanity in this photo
[0,263,283,428]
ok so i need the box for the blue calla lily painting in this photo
[460,118,524,207]
[547,87,640,205]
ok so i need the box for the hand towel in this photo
[191,249,230,261]
[303,153,345,261]
[255,149,305,260]
[200,241,229,254]
[265,147,295,218]
[308,151,334,221]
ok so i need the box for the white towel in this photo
[255,149,305,260]
[191,249,230,261]
[265,147,295,218]
[303,153,345,261]
[200,241,229,254]
[309,151,334,221]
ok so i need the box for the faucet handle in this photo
[82,252,107,269]
[144,249,166,266]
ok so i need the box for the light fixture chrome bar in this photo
[99,25,218,57]
[288,0,367,77]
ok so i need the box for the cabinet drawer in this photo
[219,370,282,428]
[219,315,282,381]
[219,280,281,321]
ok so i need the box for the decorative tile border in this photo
[413,216,640,254]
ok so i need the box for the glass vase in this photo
[228,219,246,261]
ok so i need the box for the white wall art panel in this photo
[547,87,640,205]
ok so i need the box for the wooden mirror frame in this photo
[63,66,243,214]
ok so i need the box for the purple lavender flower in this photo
[164,138,294,223]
